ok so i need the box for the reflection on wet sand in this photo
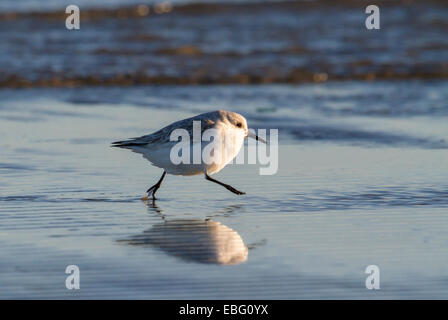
[118,219,248,265]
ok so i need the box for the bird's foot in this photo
[226,185,246,195]
[141,188,157,201]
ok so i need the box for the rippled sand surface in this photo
[1,83,447,298]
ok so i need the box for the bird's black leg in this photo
[205,173,245,195]
[146,171,167,200]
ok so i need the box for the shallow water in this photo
[0,82,447,299]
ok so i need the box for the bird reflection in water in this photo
[117,203,248,265]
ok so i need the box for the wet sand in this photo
[1,0,448,300]
[1,84,447,298]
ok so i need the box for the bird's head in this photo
[220,110,266,143]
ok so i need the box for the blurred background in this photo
[1,0,447,87]
[1,0,448,299]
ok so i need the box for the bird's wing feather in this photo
[111,113,217,148]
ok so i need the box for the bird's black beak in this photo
[247,131,267,144]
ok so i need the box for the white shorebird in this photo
[112,110,265,200]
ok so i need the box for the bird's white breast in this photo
[204,123,245,175]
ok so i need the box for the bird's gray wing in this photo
[111,114,217,148]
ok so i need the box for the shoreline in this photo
[2,70,448,88]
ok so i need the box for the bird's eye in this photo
[236,122,242,128]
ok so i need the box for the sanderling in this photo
[112,110,265,200]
